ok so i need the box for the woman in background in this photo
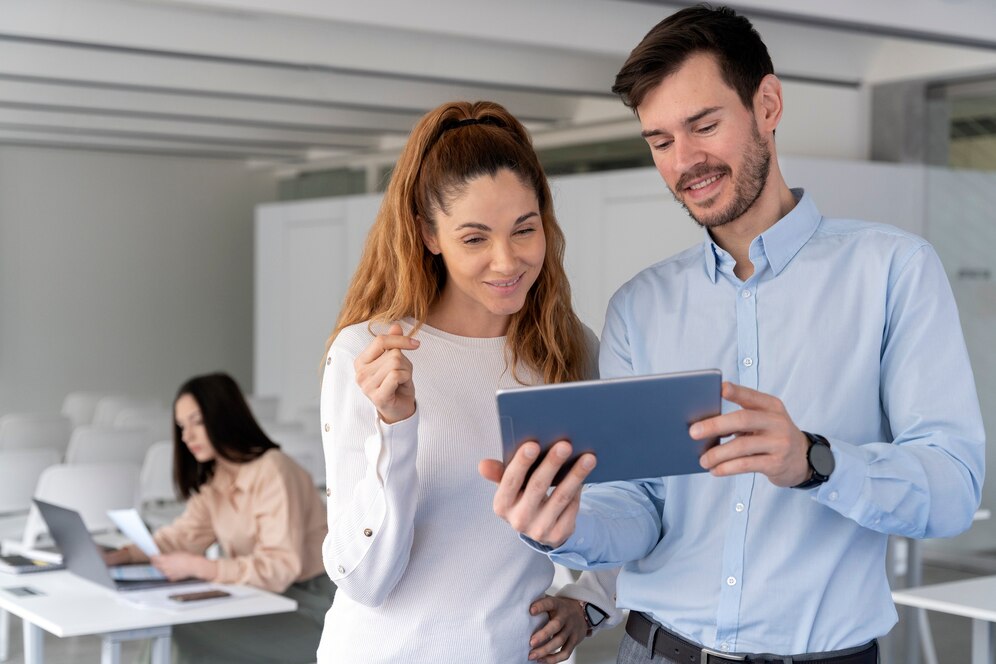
[106,372,332,664]
[319,101,618,664]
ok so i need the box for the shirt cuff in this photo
[517,517,599,569]
[814,437,865,515]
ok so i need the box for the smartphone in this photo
[168,589,232,602]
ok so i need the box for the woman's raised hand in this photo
[354,322,420,424]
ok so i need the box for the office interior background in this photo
[2,0,996,661]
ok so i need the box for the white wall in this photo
[0,145,276,414]
[255,156,927,418]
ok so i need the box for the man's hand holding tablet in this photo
[480,369,722,548]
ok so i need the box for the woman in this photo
[319,101,618,664]
[106,372,332,664]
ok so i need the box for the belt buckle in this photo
[701,646,746,663]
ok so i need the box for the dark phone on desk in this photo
[169,589,231,602]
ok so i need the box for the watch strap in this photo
[792,431,832,489]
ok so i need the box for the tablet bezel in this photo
[496,369,722,485]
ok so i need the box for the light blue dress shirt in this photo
[542,190,985,655]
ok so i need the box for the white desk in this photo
[0,569,296,664]
[892,574,996,664]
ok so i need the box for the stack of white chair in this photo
[139,440,184,529]
[92,395,164,428]
[0,413,73,458]
[0,462,141,658]
[297,404,321,435]
[0,448,61,545]
[61,391,113,429]
[277,430,326,488]
[114,406,173,443]
[246,394,280,423]
[65,425,154,466]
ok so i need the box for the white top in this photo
[317,319,617,663]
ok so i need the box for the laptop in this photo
[33,499,198,592]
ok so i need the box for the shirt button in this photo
[743,357,753,367]
[363,528,373,537]
[829,491,839,501]
[324,423,331,432]
[726,576,737,586]
[720,643,730,652]
[337,565,345,574]
[735,502,745,513]
[741,290,751,298]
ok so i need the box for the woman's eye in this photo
[514,227,536,236]
[463,237,485,245]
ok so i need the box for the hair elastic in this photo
[440,116,501,135]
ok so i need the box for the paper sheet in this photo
[107,508,161,557]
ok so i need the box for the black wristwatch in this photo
[792,431,835,489]
[580,601,608,636]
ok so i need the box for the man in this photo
[481,5,985,663]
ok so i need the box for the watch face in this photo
[809,440,835,477]
[584,602,608,626]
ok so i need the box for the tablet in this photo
[496,369,722,485]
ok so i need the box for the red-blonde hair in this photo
[325,100,589,384]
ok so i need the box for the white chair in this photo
[0,462,140,659]
[65,425,153,465]
[278,431,325,487]
[247,394,280,422]
[139,440,184,529]
[61,391,113,428]
[114,406,173,442]
[0,413,72,456]
[13,462,141,552]
[297,404,321,435]
[0,449,60,543]
[91,396,164,428]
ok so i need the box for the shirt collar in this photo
[210,459,245,494]
[703,188,819,282]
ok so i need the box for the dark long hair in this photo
[172,372,278,499]
[612,4,774,110]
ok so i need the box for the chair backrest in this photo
[61,391,113,428]
[278,431,325,487]
[91,396,164,428]
[65,425,153,465]
[21,462,140,547]
[246,394,280,422]
[0,448,60,514]
[139,440,178,504]
[296,404,321,435]
[114,406,173,442]
[0,413,73,455]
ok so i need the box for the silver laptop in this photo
[33,499,198,592]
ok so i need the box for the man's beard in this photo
[673,125,771,229]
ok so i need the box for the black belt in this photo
[625,612,878,664]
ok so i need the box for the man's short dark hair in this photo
[612,4,774,111]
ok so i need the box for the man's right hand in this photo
[479,441,596,548]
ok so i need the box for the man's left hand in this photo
[694,382,811,487]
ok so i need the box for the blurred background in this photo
[3,2,996,661]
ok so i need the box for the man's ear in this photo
[754,73,783,135]
[419,217,441,255]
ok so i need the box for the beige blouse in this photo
[152,448,327,593]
